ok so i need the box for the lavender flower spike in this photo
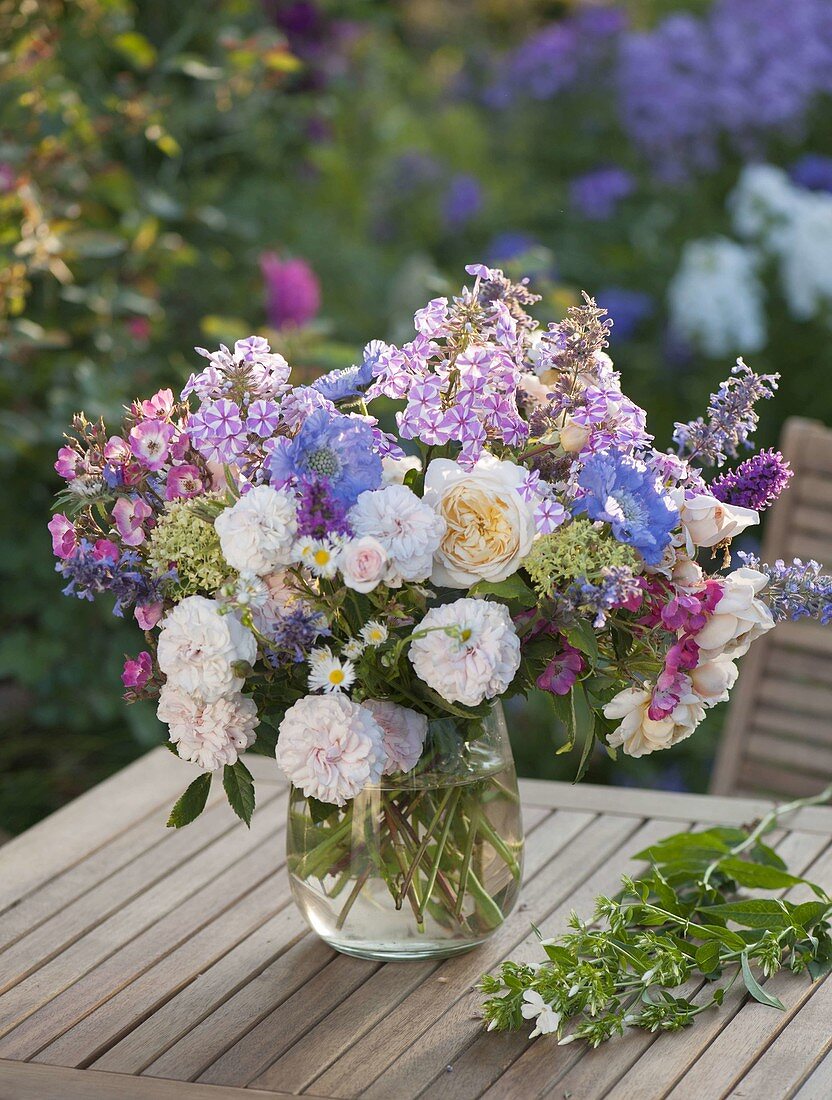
[739,553,832,624]
[711,449,793,511]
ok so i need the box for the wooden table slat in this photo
[1,746,830,1100]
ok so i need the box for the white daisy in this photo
[343,638,365,661]
[360,620,389,647]
[308,647,356,694]
[296,537,342,578]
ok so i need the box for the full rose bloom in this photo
[690,655,739,706]
[157,684,259,771]
[340,536,388,594]
[676,492,759,553]
[694,567,775,661]
[157,595,257,702]
[409,598,521,707]
[363,699,427,774]
[349,483,445,585]
[214,485,298,576]
[604,684,705,758]
[423,453,536,588]
[276,693,386,805]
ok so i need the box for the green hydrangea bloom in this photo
[147,497,231,598]
[524,519,640,598]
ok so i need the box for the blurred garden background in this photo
[4,0,832,834]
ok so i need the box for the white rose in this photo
[157,595,257,702]
[340,536,388,594]
[690,656,739,706]
[214,485,298,576]
[409,598,521,707]
[604,685,705,759]
[423,453,536,589]
[158,685,258,771]
[381,454,422,485]
[694,567,775,661]
[349,483,445,585]
[676,491,758,553]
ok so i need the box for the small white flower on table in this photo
[521,989,562,1039]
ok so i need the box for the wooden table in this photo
[1,748,831,1100]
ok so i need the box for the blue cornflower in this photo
[573,452,678,565]
[311,353,375,403]
[266,407,382,506]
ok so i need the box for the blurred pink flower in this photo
[122,651,153,690]
[260,252,320,329]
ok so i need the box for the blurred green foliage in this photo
[3,0,831,833]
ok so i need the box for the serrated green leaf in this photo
[717,857,806,891]
[740,952,785,1010]
[702,899,792,930]
[166,773,212,828]
[695,941,721,974]
[223,761,255,827]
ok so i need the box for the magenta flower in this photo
[537,643,584,695]
[648,670,691,722]
[122,651,153,690]
[112,496,153,546]
[54,447,79,480]
[139,388,175,420]
[135,601,163,630]
[129,420,175,471]
[165,464,204,501]
[666,636,700,674]
[92,538,119,563]
[260,252,321,329]
[169,433,190,462]
[48,514,77,558]
[660,579,723,633]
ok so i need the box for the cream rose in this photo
[423,453,536,589]
[690,655,739,706]
[341,536,388,593]
[604,685,705,758]
[694,567,775,661]
[676,491,759,553]
[559,416,592,454]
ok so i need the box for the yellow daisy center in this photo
[313,548,331,566]
[328,668,345,685]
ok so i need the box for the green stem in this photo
[476,815,522,882]
[395,787,455,907]
[418,788,462,923]
[335,865,371,930]
[454,802,480,919]
[384,807,425,929]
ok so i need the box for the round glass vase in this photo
[286,701,524,961]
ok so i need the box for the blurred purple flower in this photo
[570,168,635,221]
[597,287,653,340]
[260,252,321,329]
[442,174,484,231]
[790,153,832,192]
[488,231,540,263]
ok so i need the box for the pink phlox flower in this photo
[122,651,153,690]
[129,420,175,471]
[135,601,164,630]
[534,498,568,534]
[112,496,153,546]
[104,436,131,465]
[246,399,281,437]
[54,446,79,480]
[48,513,78,558]
[517,469,542,502]
[537,642,585,696]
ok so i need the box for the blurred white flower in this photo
[276,693,386,805]
[668,237,766,357]
[381,454,422,485]
[409,598,521,707]
[777,193,832,321]
[730,164,800,246]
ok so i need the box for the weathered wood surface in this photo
[1,747,830,1100]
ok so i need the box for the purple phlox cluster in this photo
[570,167,636,221]
[183,338,291,404]
[56,540,170,617]
[618,0,832,177]
[295,476,351,540]
[537,641,585,696]
[573,451,679,566]
[266,406,382,506]
[710,449,793,511]
[189,398,247,464]
[673,359,780,467]
[569,381,652,457]
[264,606,329,667]
[739,553,832,624]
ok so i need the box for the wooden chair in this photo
[710,417,832,798]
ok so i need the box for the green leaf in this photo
[223,761,256,827]
[113,31,158,70]
[469,575,537,607]
[571,682,596,783]
[717,858,807,891]
[695,941,721,974]
[308,795,340,824]
[807,936,832,981]
[791,901,832,931]
[634,831,731,862]
[166,773,212,829]
[701,899,792,930]
[688,924,748,951]
[740,952,785,1010]
[564,620,601,664]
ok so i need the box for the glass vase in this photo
[286,701,524,961]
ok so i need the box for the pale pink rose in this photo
[341,536,388,594]
[157,685,259,771]
[277,693,386,806]
[48,513,77,558]
[112,496,153,546]
[363,700,427,774]
[135,601,164,630]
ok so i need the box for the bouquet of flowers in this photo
[50,263,828,957]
